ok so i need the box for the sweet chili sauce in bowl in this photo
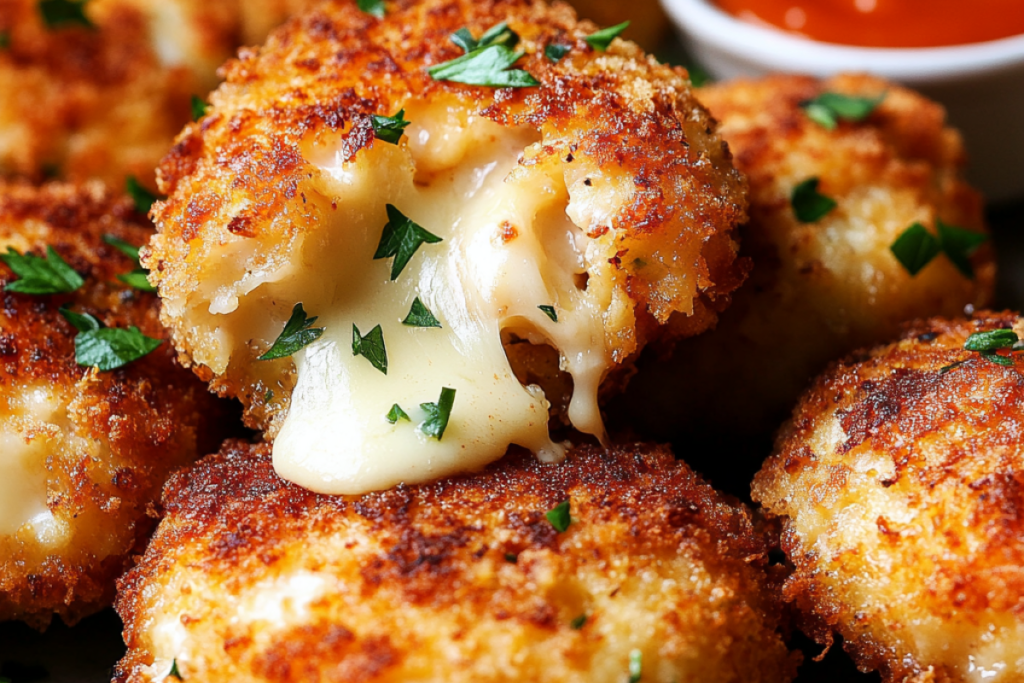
[714,0,1024,49]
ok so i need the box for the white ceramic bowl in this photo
[661,0,1024,202]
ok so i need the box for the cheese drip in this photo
[271,110,612,495]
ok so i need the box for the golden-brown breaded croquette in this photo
[0,0,238,188]
[146,0,747,494]
[115,439,800,683]
[0,181,230,629]
[754,312,1024,683]
[619,74,993,444]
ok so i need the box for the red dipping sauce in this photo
[714,0,1024,48]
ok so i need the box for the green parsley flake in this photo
[504,552,518,563]
[545,43,570,62]
[538,305,558,322]
[168,658,182,679]
[546,499,571,532]
[790,177,837,223]
[936,219,987,279]
[942,329,1021,372]
[352,323,388,374]
[357,0,386,18]
[585,21,629,51]
[628,649,643,683]
[374,204,443,280]
[258,303,324,361]
[102,234,141,262]
[125,175,161,214]
[403,297,441,328]
[103,234,155,292]
[370,109,410,145]
[386,403,410,424]
[190,95,207,121]
[2,246,84,295]
[427,44,539,88]
[420,387,456,440]
[570,614,587,630]
[39,0,94,29]
[265,389,274,403]
[60,307,162,371]
[0,31,10,49]
[451,21,520,53]
[890,223,941,277]
[801,91,884,130]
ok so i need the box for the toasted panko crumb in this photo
[115,439,799,683]
[0,181,231,629]
[754,312,1024,683]
[619,74,993,443]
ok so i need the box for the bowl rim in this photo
[661,0,1024,82]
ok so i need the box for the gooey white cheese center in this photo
[271,107,612,495]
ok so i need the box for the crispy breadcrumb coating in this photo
[0,182,230,629]
[619,74,993,443]
[115,439,799,683]
[0,0,238,188]
[146,0,747,443]
[754,312,1024,683]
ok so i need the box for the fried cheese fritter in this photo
[619,74,994,444]
[0,0,238,188]
[146,0,747,493]
[754,313,1024,683]
[0,182,230,629]
[116,439,799,683]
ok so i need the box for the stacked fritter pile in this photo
[2,1,1023,683]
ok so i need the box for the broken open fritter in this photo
[619,74,994,445]
[116,439,799,683]
[754,313,1024,683]
[0,181,230,628]
[146,0,747,494]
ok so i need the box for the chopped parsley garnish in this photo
[790,177,837,223]
[370,109,410,145]
[628,649,643,683]
[890,223,941,276]
[420,386,456,440]
[60,306,162,371]
[585,21,629,51]
[801,92,884,130]
[103,234,155,292]
[403,297,441,328]
[190,95,207,121]
[39,0,94,29]
[538,305,558,322]
[427,45,539,88]
[168,658,182,679]
[2,246,84,294]
[936,219,987,279]
[357,0,385,18]
[0,31,10,49]
[451,21,520,53]
[386,403,410,423]
[942,329,1020,373]
[258,303,324,361]
[265,389,274,403]
[374,204,443,280]
[504,552,518,563]
[125,175,161,214]
[890,221,987,279]
[546,499,571,532]
[545,43,570,62]
[352,323,388,374]
[570,614,587,630]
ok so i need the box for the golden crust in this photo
[0,0,238,188]
[753,312,1024,683]
[619,73,993,442]
[0,181,230,628]
[115,439,799,683]
[146,0,747,435]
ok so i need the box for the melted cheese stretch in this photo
[272,109,612,495]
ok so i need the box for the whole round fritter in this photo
[618,74,993,447]
[753,312,1024,683]
[115,439,799,683]
[0,181,230,629]
[0,0,239,188]
[145,0,748,438]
